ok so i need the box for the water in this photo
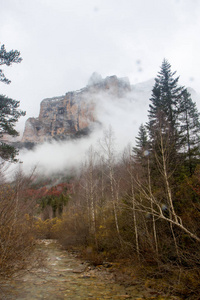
[0,240,169,299]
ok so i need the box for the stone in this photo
[21,74,131,144]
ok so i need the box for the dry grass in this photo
[0,183,36,276]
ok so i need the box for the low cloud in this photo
[8,79,154,179]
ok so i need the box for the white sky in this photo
[0,0,200,131]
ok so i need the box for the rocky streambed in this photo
[0,240,175,299]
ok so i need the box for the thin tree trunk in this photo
[147,158,159,255]
[159,131,178,223]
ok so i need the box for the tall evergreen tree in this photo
[0,44,25,162]
[179,90,200,174]
[148,59,185,157]
[133,124,149,160]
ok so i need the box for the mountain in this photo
[21,74,131,143]
[21,74,200,146]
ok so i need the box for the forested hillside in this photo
[1,59,200,299]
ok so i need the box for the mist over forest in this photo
[7,76,200,180]
[1,0,200,298]
[1,24,200,300]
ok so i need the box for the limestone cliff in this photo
[22,74,131,143]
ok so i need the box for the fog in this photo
[1,0,200,180]
[7,79,154,178]
[1,0,200,127]
[5,74,200,181]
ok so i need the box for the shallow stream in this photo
[0,240,169,299]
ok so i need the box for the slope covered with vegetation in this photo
[1,58,200,298]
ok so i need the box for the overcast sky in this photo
[0,0,200,132]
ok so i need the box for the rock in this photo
[88,72,102,86]
[72,264,88,273]
[21,74,131,143]
[103,262,113,268]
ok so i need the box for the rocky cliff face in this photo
[22,74,131,143]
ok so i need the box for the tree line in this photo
[0,45,200,297]
[50,60,200,297]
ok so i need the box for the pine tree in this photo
[0,44,22,84]
[0,44,25,162]
[133,124,149,160]
[179,90,200,174]
[148,59,185,159]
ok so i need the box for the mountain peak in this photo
[21,74,131,144]
[88,72,102,86]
